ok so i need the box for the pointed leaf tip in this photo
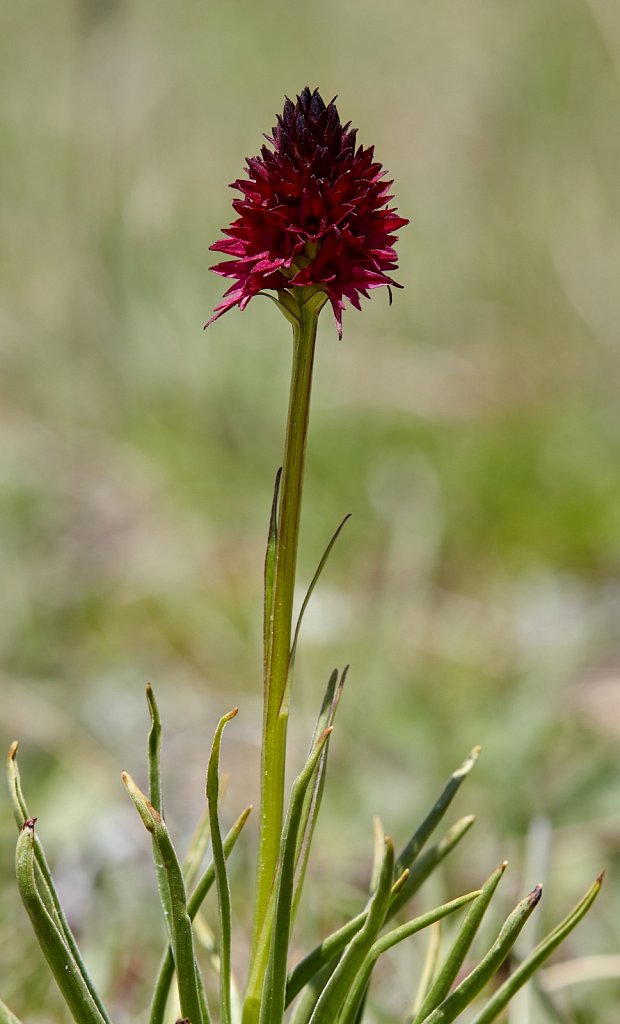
[529,884,543,908]
[452,746,481,780]
[8,740,19,759]
[392,869,409,895]
[122,771,162,831]
[22,817,36,831]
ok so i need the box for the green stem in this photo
[246,289,326,1021]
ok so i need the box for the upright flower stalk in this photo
[207,87,410,1005]
[257,287,327,959]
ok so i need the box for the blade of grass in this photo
[7,744,113,1024]
[339,891,481,1024]
[421,884,543,1024]
[123,772,209,1024]
[15,819,109,1024]
[306,836,395,1024]
[412,862,507,1022]
[149,807,251,1024]
[257,727,333,1024]
[469,874,603,1024]
[206,708,238,1024]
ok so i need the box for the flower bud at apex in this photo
[207,87,409,338]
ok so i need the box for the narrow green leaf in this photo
[123,772,209,1024]
[188,806,252,922]
[7,744,113,1024]
[144,686,175,951]
[0,999,24,1024]
[287,913,366,1007]
[469,874,603,1024]
[149,806,251,1024]
[288,515,351,675]
[413,861,507,1022]
[390,816,475,917]
[307,836,395,1024]
[7,742,29,831]
[394,747,480,883]
[206,708,238,1024]
[289,865,406,1024]
[286,804,475,1012]
[258,728,333,1024]
[146,684,163,814]
[339,891,481,1024]
[7,742,59,924]
[263,467,282,679]
[286,868,408,1006]
[421,884,543,1024]
[15,819,109,1024]
[288,963,335,1024]
[292,667,347,921]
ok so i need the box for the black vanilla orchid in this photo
[207,87,409,337]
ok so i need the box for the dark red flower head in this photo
[207,87,409,337]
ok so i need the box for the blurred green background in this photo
[1,1,619,1021]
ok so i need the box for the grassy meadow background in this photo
[1,1,619,1020]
